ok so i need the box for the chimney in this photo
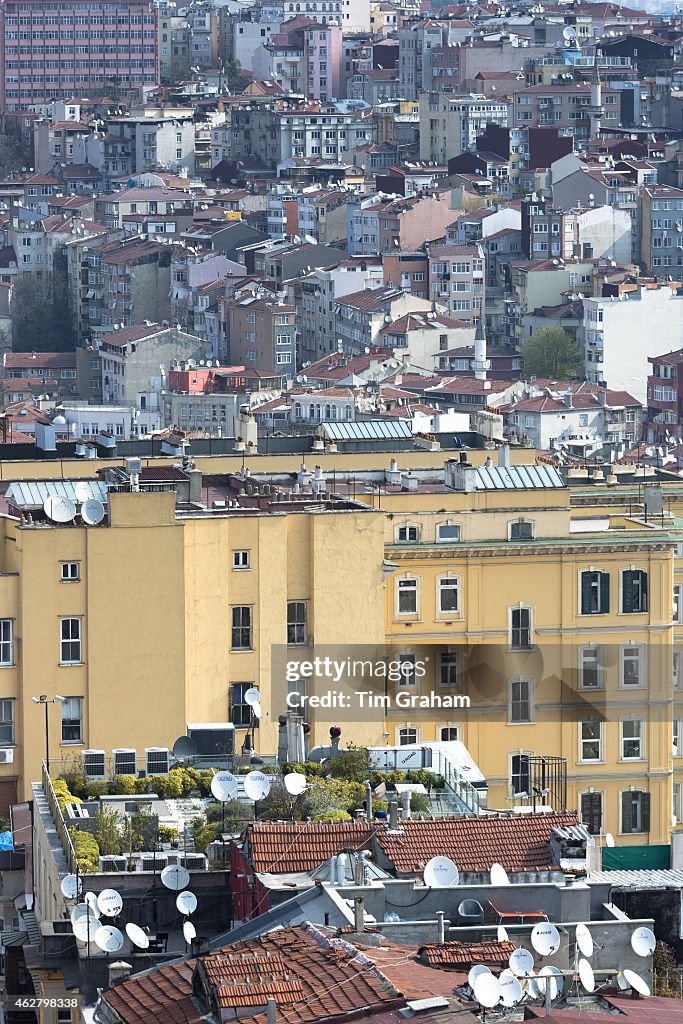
[267,998,277,1024]
[498,444,510,468]
[388,799,399,829]
[436,910,445,944]
[400,789,411,820]
[365,781,373,821]
[108,961,132,987]
[472,316,490,381]
[354,897,364,934]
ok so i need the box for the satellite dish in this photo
[623,969,650,996]
[490,863,510,886]
[631,926,656,957]
[251,701,262,720]
[183,920,197,944]
[95,925,124,953]
[210,771,238,802]
[244,687,260,706]
[423,856,459,888]
[473,973,501,1008]
[575,923,594,957]
[616,968,630,991]
[563,25,577,40]
[524,970,540,999]
[97,888,123,918]
[509,948,535,977]
[176,890,197,916]
[81,499,105,525]
[84,891,100,917]
[74,482,92,502]
[243,771,271,801]
[499,973,523,1007]
[531,922,561,956]
[61,874,83,900]
[160,863,190,891]
[284,772,308,796]
[72,914,99,942]
[497,925,509,942]
[604,832,615,847]
[172,735,198,760]
[45,495,77,524]
[468,964,491,989]
[70,904,95,928]
[538,965,563,999]
[125,922,150,949]
[578,958,595,993]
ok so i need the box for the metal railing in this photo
[42,761,77,875]
[429,747,485,815]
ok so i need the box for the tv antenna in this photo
[61,874,83,900]
[578,958,595,993]
[631,926,656,956]
[73,482,92,502]
[176,891,197,916]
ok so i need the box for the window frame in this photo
[620,717,644,761]
[509,604,533,650]
[510,751,532,797]
[579,790,603,836]
[508,518,534,541]
[439,725,460,742]
[436,521,461,543]
[0,620,13,667]
[437,574,460,617]
[397,653,417,688]
[396,523,420,543]
[580,569,610,615]
[579,718,603,763]
[0,699,14,746]
[620,789,649,834]
[230,605,252,651]
[61,696,83,744]
[620,643,645,689]
[59,617,82,665]
[396,576,419,618]
[233,550,250,570]
[230,682,254,729]
[287,601,308,646]
[508,676,533,725]
[438,650,459,690]
[578,644,604,690]
[60,561,80,582]
[397,726,418,745]
[621,568,648,614]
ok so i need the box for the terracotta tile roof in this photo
[100,323,164,345]
[246,821,374,873]
[4,353,76,369]
[338,286,403,312]
[418,940,515,968]
[104,960,197,1024]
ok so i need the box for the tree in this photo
[523,327,580,380]
[12,266,74,352]
[328,745,371,783]
[96,806,123,856]
[223,59,244,93]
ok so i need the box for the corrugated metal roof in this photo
[321,419,413,441]
[589,868,683,889]
[6,480,108,509]
[552,824,595,845]
[474,464,564,490]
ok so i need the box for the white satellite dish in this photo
[44,495,77,524]
[95,925,124,953]
[210,771,238,802]
[423,856,459,888]
[509,948,535,977]
[490,862,510,886]
[81,498,105,525]
[499,973,523,1007]
[61,874,83,900]
[183,920,196,944]
[72,914,99,943]
[578,958,595,993]
[563,25,577,41]
[497,925,509,942]
[161,863,190,891]
[243,771,272,801]
[284,772,308,796]
[251,701,262,720]
[244,687,260,706]
[604,832,615,847]
[176,890,197,916]
[575,923,594,957]
[70,904,92,928]
[473,973,501,1008]
[623,969,650,997]
[468,964,491,989]
[125,922,150,949]
[537,965,563,999]
[616,968,630,991]
[531,922,561,956]
[631,926,656,957]
[74,482,92,502]
[84,891,101,918]
[524,970,540,999]
[97,889,123,918]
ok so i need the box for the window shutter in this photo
[621,791,632,833]
[622,570,633,613]
[642,792,651,833]
[641,571,648,612]
[600,572,610,613]
[581,792,602,835]
[581,572,592,614]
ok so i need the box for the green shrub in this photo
[205,800,243,829]
[61,772,88,799]
[157,825,179,844]
[96,806,123,856]
[313,810,352,821]
[194,822,220,852]
[197,770,214,796]
[327,745,370,783]
[69,828,100,874]
[372,799,388,816]
[410,793,430,814]
[85,780,110,799]
[110,775,137,795]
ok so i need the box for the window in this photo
[437,522,460,542]
[398,653,417,687]
[675,584,682,624]
[579,719,602,762]
[510,752,530,795]
[673,718,681,757]
[60,618,82,664]
[621,718,643,760]
[580,792,603,836]
[438,575,459,615]
[510,606,532,649]
[398,727,418,745]
[397,577,418,616]
[622,569,648,613]
[61,697,82,743]
[675,650,681,690]
[438,650,459,689]
[509,678,532,724]
[60,561,79,582]
[233,550,249,570]
[440,726,459,741]
[621,645,643,688]
[396,524,419,543]
[579,645,603,689]
[230,683,253,728]
[0,700,14,746]
[0,621,12,666]
[621,790,649,834]
[231,606,252,650]
[287,602,307,645]
[509,519,534,541]
[674,782,682,824]
[580,570,609,614]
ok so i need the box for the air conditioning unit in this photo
[179,853,207,871]
[83,750,106,779]
[140,853,168,872]
[0,748,14,764]
[113,748,136,776]
[99,855,127,872]
[145,747,169,776]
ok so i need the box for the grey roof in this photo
[589,868,683,889]
[552,824,595,845]
[321,419,413,441]
[474,464,564,490]
[5,480,108,510]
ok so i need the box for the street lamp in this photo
[31,695,66,775]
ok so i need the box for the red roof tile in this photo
[419,940,515,968]
[246,820,374,873]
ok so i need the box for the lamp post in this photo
[31,695,66,775]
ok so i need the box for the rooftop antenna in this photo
[631,927,656,956]
[578,958,595,994]
[531,922,561,957]
[575,923,594,957]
